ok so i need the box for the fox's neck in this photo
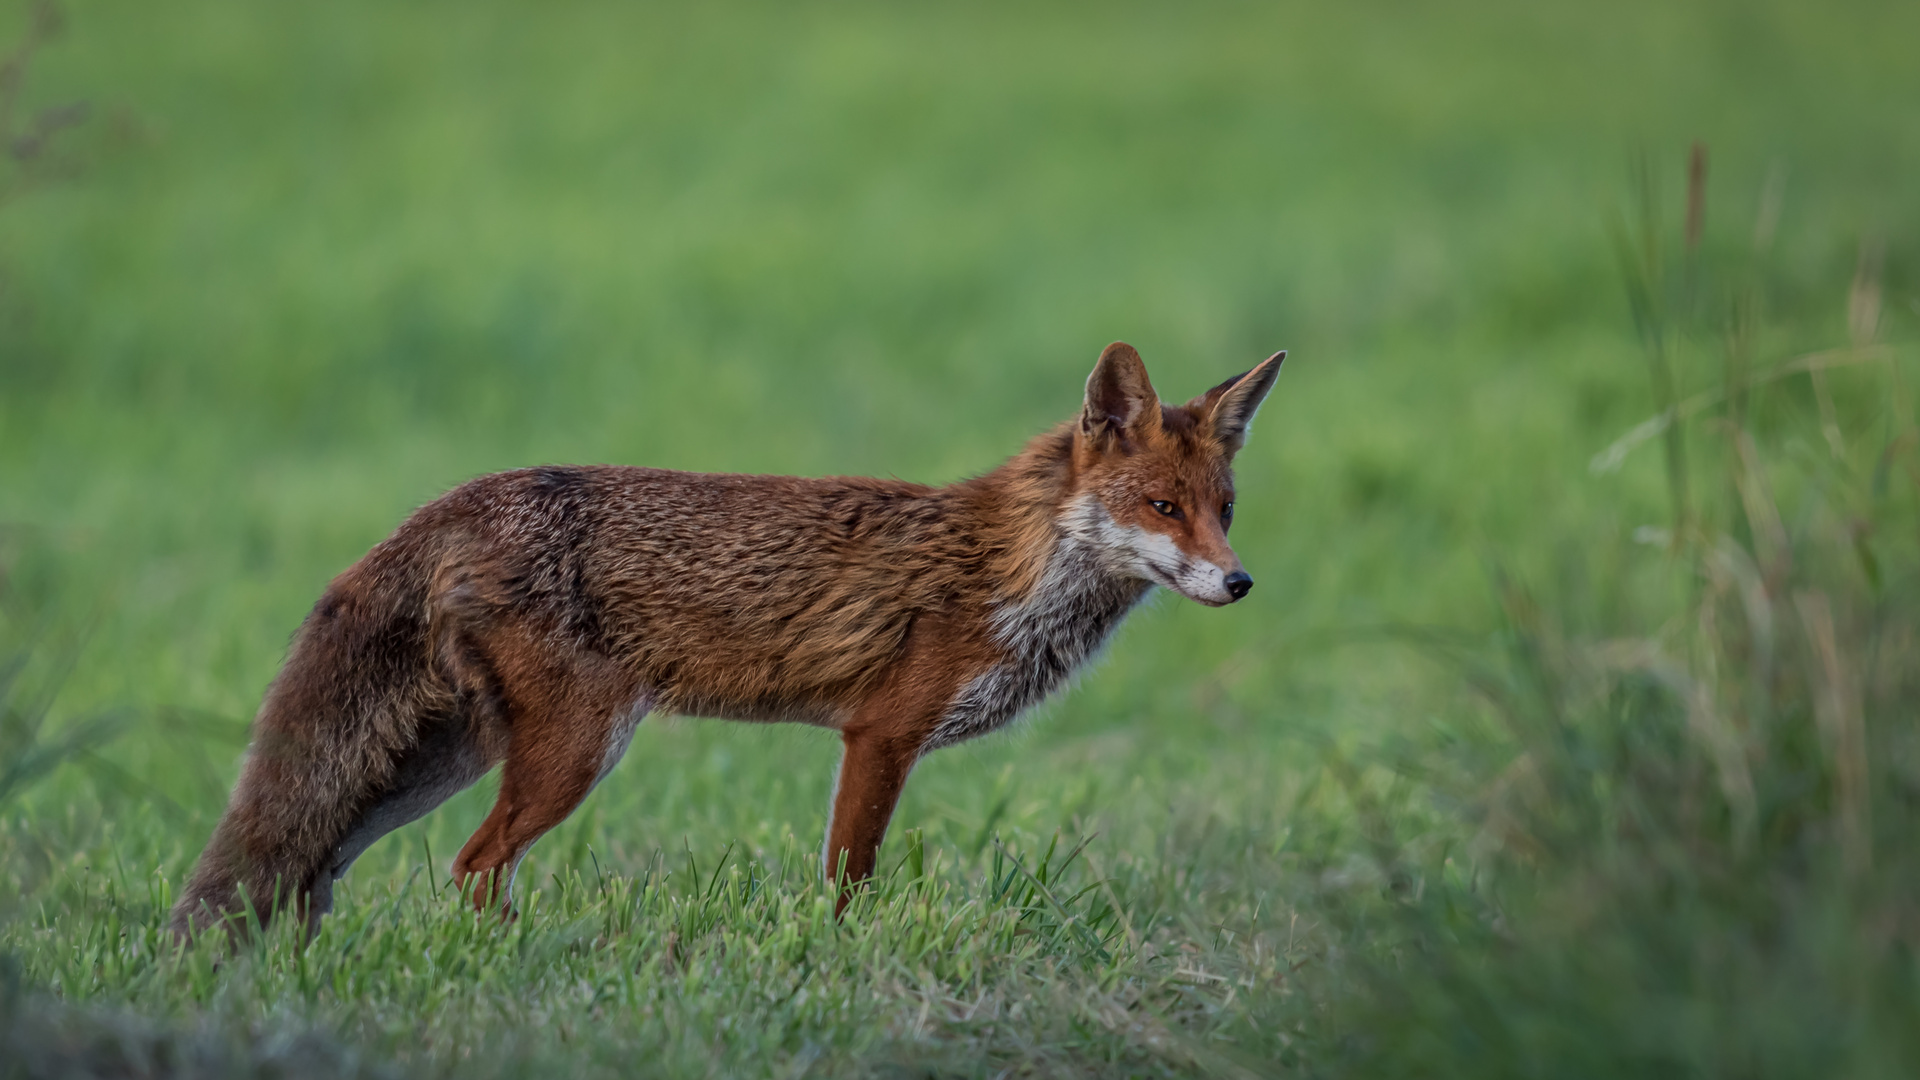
[949,422,1109,605]
[952,418,1144,611]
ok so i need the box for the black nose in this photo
[1224,571,1253,600]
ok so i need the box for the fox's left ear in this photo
[1190,350,1286,454]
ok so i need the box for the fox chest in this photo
[925,547,1150,750]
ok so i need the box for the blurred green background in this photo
[3,0,1915,874]
[0,1,1915,1070]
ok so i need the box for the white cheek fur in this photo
[1062,496,1234,603]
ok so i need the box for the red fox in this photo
[171,342,1284,936]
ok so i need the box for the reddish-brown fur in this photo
[171,342,1284,936]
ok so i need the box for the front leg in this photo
[825,729,922,915]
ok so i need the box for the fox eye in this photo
[1222,501,1235,525]
[1149,499,1182,518]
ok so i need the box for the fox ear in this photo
[1193,350,1285,454]
[1081,342,1161,451]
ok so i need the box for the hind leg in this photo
[450,643,648,913]
[308,708,503,922]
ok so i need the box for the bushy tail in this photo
[171,566,436,939]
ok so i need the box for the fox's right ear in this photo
[1081,342,1161,452]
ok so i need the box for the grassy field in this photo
[2,0,1917,1075]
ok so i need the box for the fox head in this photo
[1064,341,1285,606]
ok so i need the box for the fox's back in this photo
[386,465,996,723]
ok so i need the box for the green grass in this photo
[2,0,1918,1075]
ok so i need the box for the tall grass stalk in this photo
[1298,156,1920,1078]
